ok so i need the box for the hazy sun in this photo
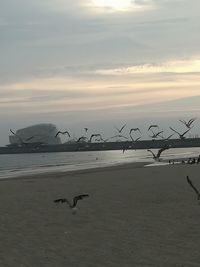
[91,0,132,11]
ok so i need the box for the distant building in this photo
[9,123,61,145]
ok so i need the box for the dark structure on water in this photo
[0,138,200,154]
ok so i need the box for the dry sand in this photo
[0,162,200,266]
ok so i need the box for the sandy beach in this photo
[1,162,200,266]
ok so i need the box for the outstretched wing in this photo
[148,125,158,131]
[157,145,169,158]
[186,176,200,200]
[147,149,156,158]
[119,124,126,132]
[54,198,67,203]
[169,127,180,135]
[72,194,89,207]
[182,128,191,137]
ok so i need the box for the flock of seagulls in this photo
[53,118,197,144]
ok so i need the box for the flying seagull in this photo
[148,125,159,131]
[169,127,191,139]
[114,124,126,133]
[129,128,141,134]
[77,136,88,143]
[89,134,103,143]
[55,130,70,138]
[149,130,164,139]
[179,118,196,129]
[54,194,89,213]
[186,176,200,202]
[147,145,170,161]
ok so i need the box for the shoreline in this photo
[0,161,149,182]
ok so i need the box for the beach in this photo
[0,162,200,266]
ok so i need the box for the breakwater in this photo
[0,138,200,154]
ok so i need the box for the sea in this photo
[0,147,199,179]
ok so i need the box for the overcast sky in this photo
[0,0,200,145]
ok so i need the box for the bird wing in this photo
[186,176,200,199]
[72,194,89,207]
[64,131,71,137]
[166,134,174,140]
[10,129,16,135]
[119,124,126,132]
[148,125,158,131]
[147,149,156,158]
[157,145,169,158]
[169,127,180,135]
[182,128,191,136]
[55,131,61,137]
[179,119,186,124]
[54,198,67,203]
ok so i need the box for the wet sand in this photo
[0,162,200,266]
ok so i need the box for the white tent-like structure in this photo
[9,123,61,145]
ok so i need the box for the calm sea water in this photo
[0,147,199,179]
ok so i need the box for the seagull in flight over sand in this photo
[169,127,191,139]
[179,118,196,129]
[186,176,200,202]
[114,124,126,133]
[54,194,89,214]
[148,125,159,131]
[147,145,170,161]
[55,130,70,138]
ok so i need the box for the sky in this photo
[0,0,200,145]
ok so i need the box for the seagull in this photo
[179,118,196,129]
[147,145,170,161]
[84,127,88,133]
[89,134,103,142]
[129,128,141,141]
[54,194,89,213]
[169,127,191,139]
[186,176,200,202]
[114,124,126,133]
[77,136,88,143]
[148,125,159,131]
[149,130,164,139]
[55,130,70,138]
[129,128,141,134]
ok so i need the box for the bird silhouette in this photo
[114,124,126,133]
[147,145,170,161]
[179,118,196,129]
[55,130,70,138]
[149,130,163,139]
[186,176,200,202]
[89,134,103,142]
[169,127,191,139]
[148,125,159,131]
[54,194,89,213]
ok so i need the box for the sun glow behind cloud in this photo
[87,0,154,12]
